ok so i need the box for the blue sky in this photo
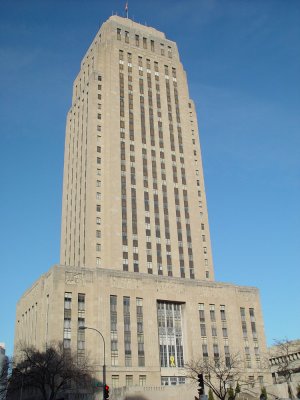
[0,0,299,356]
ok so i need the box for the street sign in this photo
[93,379,103,391]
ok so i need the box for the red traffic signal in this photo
[104,384,110,400]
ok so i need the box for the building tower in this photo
[14,16,271,399]
[60,15,214,281]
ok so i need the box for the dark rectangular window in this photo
[123,297,132,366]
[136,298,145,366]
[110,295,118,366]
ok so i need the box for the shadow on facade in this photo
[124,396,149,400]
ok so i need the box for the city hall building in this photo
[14,15,270,399]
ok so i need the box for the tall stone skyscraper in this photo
[14,16,270,400]
[60,15,214,282]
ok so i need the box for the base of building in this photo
[15,265,271,390]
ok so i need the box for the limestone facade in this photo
[60,15,214,281]
[14,15,272,400]
[15,265,270,395]
[269,340,300,398]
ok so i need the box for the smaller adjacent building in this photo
[0,343,6,368]
[0,343,8,400]
[269,340,300,398]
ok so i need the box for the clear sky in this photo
[0,0,299,356]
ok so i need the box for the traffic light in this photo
[104,384,109,400]
[197,373,204,396]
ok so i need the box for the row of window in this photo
[111,374,147,388]
[63,292,86,363]
[63,90,90,267]
[201,337,231,365]
[119,51,176,77]
[141,70,165,274]
[117,28,173,58]
[62,294,262,374]
[110,296,145,367]
[165,77,194,279]
[120,59,170,274]
[95,77,102,266]
[240,307,258,338]
[189,102,210,276]
[161,377,185,386]
[120,66,189,276]
[18,301,39,346]
[118,54,198,278]
[240,308,261,368]
[119,66,140,273]
[111,374,186,388]
[73,52,102,98]
[143,69,170,275]
[198,304,229,364]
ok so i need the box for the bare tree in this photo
[185,354,246,400]
[6,342,95,400]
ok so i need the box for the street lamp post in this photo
[78,326,106,400]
